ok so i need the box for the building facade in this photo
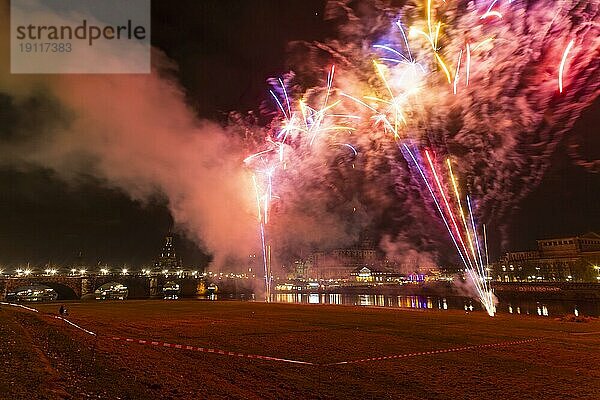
[494,232,600,282]
[155,235,181,271]
[295,237,439,281]
[350,266,405,283]
[298,236,384,281]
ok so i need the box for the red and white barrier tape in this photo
[327,338,543,365]
[110,336,315,365]
[54,315,97,336]
[1,301,39,313]
[1,301,96,336]
[111,335,543,366]
[2,301,546,366]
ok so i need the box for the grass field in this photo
[1,300,600,399]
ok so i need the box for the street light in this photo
[100,268,109,275]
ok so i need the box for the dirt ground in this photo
[1,300,599,399]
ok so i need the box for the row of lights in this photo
[205,271,256,279]
[0,268,206,276]
[3,268,598,281]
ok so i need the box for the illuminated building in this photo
[294,233,441,281]
[73,251,87,276]
[307,237,381,280]
[494,232,600,282]
[155,234,181,271]
[350,266,403,283]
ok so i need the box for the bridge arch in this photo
[92,277,149,299]
[37,282,79,300]
[94,281,129,300]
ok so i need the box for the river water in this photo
[9,282,599,317]
[264,292,600,317]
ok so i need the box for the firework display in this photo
[244,0,599,313]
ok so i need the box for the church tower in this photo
[156,234,181,270]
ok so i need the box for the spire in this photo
[156,234,180,270]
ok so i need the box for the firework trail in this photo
[558,39,575,94]
[329,11,498,312]
[401,144,496,315]
[330,1,600,312]
[314,0,598,247]
[244,68,362,300]
[243,0,598,312]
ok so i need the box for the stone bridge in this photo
[0,275,205,300]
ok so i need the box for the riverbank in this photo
[2,300,600,399]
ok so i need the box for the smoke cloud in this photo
[0,2,259,267]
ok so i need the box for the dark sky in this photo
[508,100,599,249]
[0,0,597,267]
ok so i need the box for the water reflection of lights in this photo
[95,283,128,300]
[6,285,58,302]
[275,293,301,304]
[273,293,450,310]
[329,294,341,305]
[536,304,549,316]
[357,295,372,306]
[162,282,180,300]
[269,294,597,317]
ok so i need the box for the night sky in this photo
[0,0,597,267]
